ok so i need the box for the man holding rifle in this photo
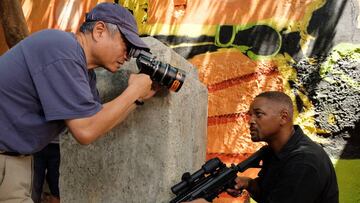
[189,91,339,203]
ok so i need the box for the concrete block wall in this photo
[60,37,208,203]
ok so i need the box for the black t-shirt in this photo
[252,125,339,203]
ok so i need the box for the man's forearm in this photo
[66,85,141,144]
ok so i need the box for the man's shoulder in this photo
[21,29,85,67]
[287,136,332,170]
[291,126,326,156]
[25,29,77,49]
[30,29,73,39]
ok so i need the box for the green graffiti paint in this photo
[320,43,360,90]
[214,24,282,60]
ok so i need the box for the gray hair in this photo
[79,21,119,37]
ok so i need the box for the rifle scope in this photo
[171,158,225,195]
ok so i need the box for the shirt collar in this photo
[273,125,304,160]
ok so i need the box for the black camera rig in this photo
[129,48,186,92]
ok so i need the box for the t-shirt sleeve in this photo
[88,69,101,103]
[32,59,102,121]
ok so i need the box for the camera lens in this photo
[131,48,186,92]
[150,62,185,92]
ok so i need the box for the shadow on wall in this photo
[307,0,359,57]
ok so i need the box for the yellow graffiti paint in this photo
[122,0,326,44]
[298,0,326,52]
[169,41,214,49]
[327,113,336,125]
[141,23,218,37]
[273,54,329,143]
[120,0,149,24]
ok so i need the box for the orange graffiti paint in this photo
[148,0,315,25]
[190,49,283,161]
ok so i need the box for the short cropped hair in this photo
[79,21,119,37]
[256,91,294,116]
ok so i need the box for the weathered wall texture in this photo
[0,0,359,202]
[60,37,208,203]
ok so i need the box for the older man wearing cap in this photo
[0,3,155,202]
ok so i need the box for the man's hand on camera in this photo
[128,73,154,101]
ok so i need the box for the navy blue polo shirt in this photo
[0,29,102,154]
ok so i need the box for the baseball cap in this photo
[85,3,149,50]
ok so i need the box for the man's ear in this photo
[92,21,107,41]
[279,109,290,125]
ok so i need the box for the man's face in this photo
[247,97,282,142]
[95,26,129,73]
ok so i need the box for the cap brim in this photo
[118,26,149,50]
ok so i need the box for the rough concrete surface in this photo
[60,37,208,203]
[294,56,360,158]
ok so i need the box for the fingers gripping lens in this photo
[129,48,186,92]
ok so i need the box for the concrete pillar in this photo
[60,37,208,203]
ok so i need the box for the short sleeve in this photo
[88,69,101,103]
[32,59,102,121]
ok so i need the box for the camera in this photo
[129,48,186,92]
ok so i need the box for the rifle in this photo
[169,146,268,203]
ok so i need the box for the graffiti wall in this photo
[0,0,359,202]
[120,0,360,202]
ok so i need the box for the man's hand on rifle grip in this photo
[226,176,252,197]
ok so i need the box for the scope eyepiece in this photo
[129,48,186,92]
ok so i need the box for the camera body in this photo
[129,48,186,92]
